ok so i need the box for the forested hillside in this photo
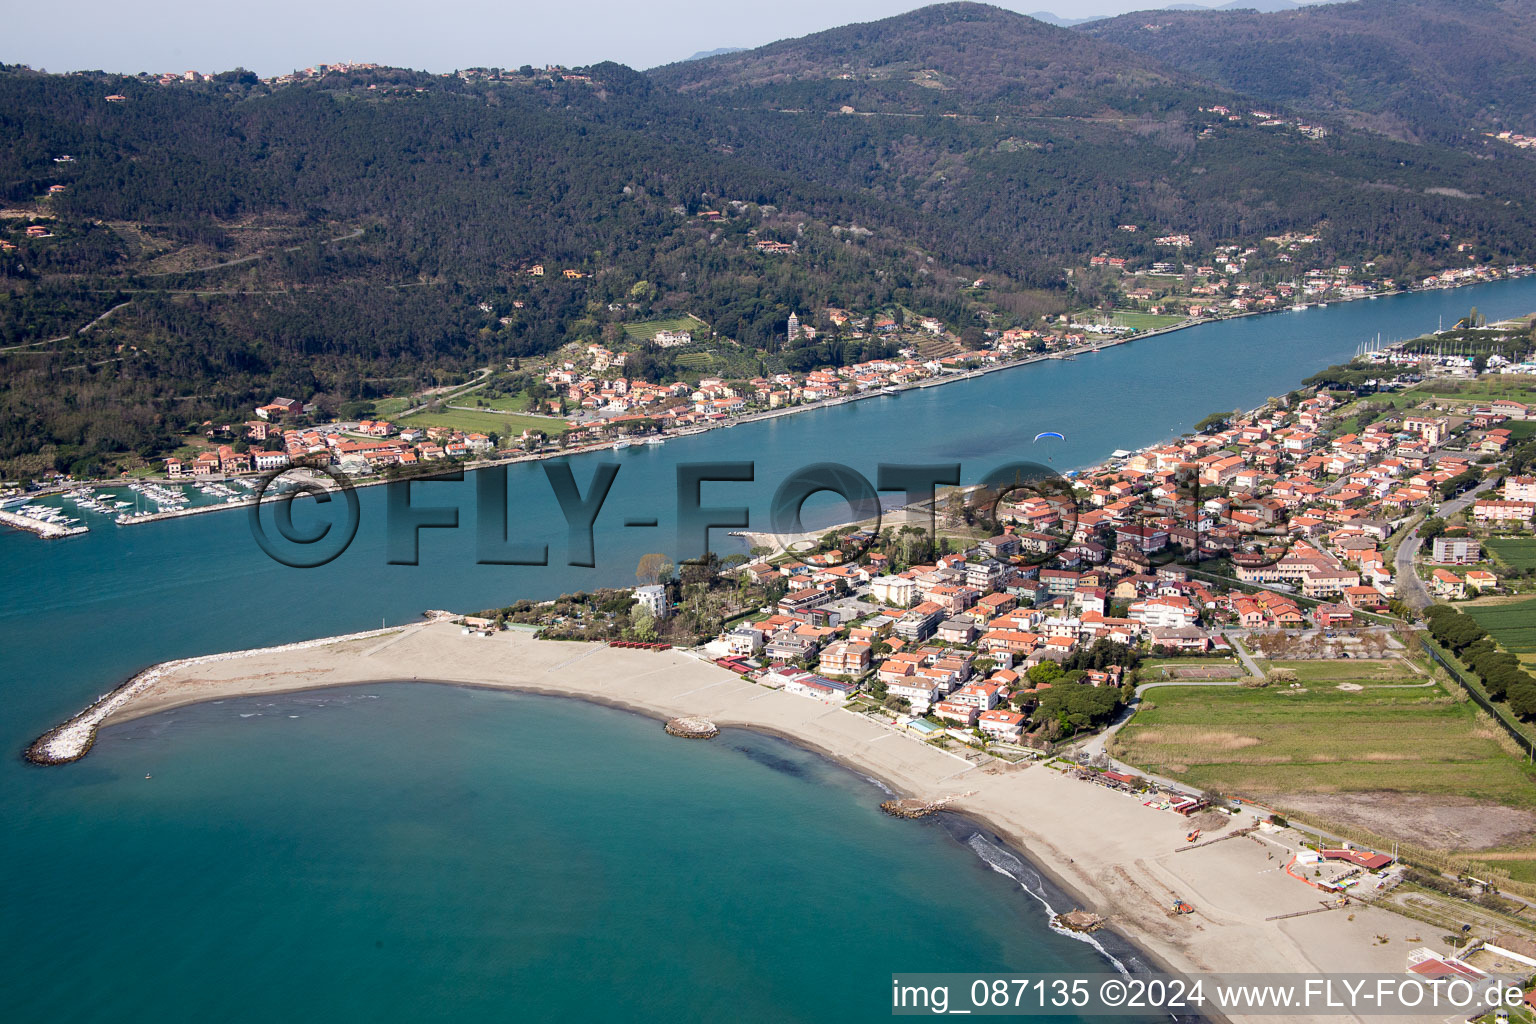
[1081,0,1536,141]
[3,1,1536,477]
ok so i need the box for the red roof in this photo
[1321,849,1392,870]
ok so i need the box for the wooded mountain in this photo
[1081,0,1536,140]
[2,1,1535,476]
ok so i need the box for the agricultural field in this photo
[1466,596,1536,654]
[1488,538,1536,572]
[622,314,708,342]
[397,408,569,437]
[1509,420,1536,441]
[1113,683,1536,818]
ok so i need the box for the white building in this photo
[653,329,692,348]
[1128,596,1198,629]
[634,585,669,619]
[253,451,291,472]
[886,678,941,714]
[724,626,762,657]
[870,576,917,607]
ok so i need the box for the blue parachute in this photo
[1033,431,1065,442]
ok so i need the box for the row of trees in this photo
[1424,604,1536,718]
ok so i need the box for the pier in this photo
[0,507,88,539]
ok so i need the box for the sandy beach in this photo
[45,620,1460,1023]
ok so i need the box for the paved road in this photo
[1393,479,1496,611]
[1224,631,1265,678]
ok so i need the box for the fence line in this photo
[1421,637,1535,763]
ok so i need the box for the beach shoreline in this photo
[27,622,1443,1021]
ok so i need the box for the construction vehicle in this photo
[1186,829,1201,843]
[1170,899,1195,915]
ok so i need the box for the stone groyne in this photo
[663,716,719,739]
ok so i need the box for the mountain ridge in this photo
[3,2,1536,475]
[1080,0,1536,140]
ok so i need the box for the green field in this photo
[1466,597,1536,653]
[397,408,569,437]
[672,352,713,370]
[1510,420,1536,441]
[1113,683,1536,807]
[1488,538,1536,572]
[462,391,537,414]
[371,396,415,418]
[1418,376,1536,405]
[1259,658,1417,683]
[1109,310,1185,331]
[622,314,708,342]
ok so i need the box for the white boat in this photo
[645,437,665,446]
[613,439,632,449]
[1291,303,1308,311]
[881,386,899,395]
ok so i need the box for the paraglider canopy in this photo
[1034,430,1064,461]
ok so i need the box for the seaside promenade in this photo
[34,621,1452,1021]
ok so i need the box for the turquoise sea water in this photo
[8,687,1149,1022]
[5,278,1536,1021]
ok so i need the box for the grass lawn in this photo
[1509,420,1536,441]
[1110,310,1186,331]
[1113,683,1536,807]
[1488,538,1536,572]
[622,314,708,342]
[1260,659,1417,683]
[372,396,415,418]
[1355,390,1428,411]
[1466,596,1536,654]
[398,408,569,436]
[1418,376,1536,405]
[460,391,536,414]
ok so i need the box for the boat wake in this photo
[964,832,1133,977]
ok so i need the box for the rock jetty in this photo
[664,716,719,739]
[880,791,976,819]
[1053,910,1106,933]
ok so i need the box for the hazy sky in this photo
[4,0,1333,78]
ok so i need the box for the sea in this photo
[4,277,1536,1022]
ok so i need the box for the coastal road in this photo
[1393,479,1496,611]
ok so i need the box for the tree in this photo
[1027,661,1062,686]
[636,553,673,586]
[680,551,721,587]
[630,608,657,641]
